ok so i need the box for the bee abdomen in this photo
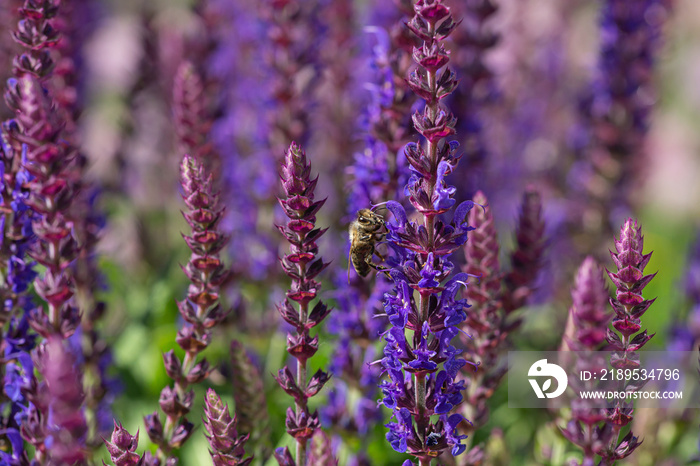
[352,254,371,277]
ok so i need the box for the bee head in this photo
[357,208,383,226]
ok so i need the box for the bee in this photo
[348,208,389,282]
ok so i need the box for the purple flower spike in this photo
[276,142,332,465]
[448,0,499,196]
[598,219,654,463]
[346,3,418,215]
[203,388,253,466]
[146,154,233,461]
[572,0,669,241]
[378,1,475,462]
[173,61,216,168]
[4,0,81,340]
[560,257,611,463]
[38,337,88,465]
[606,219,655,359]
[570,257,611,351]
[264,0,322,153]
[503,187,546,313]
[459,190,507,432]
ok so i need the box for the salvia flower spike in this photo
[560,257,611,464]
[503,187,546,313]
[144,154,233,462]
[459,190,504,433]
[599,218,655,463]
[203,388,253,466]
[230,339,270,457]
[276,142,332,465]
[378,0,476,463]
[6,0,81,340]
[37,337,89,465]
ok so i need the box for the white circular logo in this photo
[528,359,568,399]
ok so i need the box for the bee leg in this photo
[366,256,391,279]
[373,249,386,261]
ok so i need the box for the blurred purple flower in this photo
[448,0,499,197]
[206,0,276,280]
[35,338,88,464]
[571,0,669,239]
[667,234,700,351]
[346,23,413,215]
[560,257,611,464]
[502,188,546,313]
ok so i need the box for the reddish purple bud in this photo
[305,370,331,398]
[158,386,193,419]
[274,366,306,405]
[104,422,144,466]
[169,420,195,448]
[286,332,319,364]
[144,412,164,445]
[162,351,182,382]
[273,447,295,466]
[284,407,320,442]
[203,389,252,466]
[185,359,210,384]
[414,0,450,24]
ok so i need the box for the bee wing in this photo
[347,223,357,284]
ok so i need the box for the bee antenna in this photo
[370,201,388,212]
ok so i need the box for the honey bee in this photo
[348,208,389,282]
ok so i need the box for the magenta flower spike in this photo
[562,219,654,465]
[606,219,656,367]
[203,388,253,466]
[570,257,611,351]
[4,0,82,340]
[560,257,611,464]
[459,191,504,432]
[275,142,332,465]
[144,154,234,462]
